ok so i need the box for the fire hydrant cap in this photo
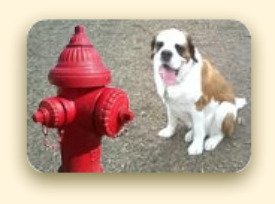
[49,25,111,88]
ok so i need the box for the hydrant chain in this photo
[42,125,61,151]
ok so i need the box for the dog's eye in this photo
[175,44,185,55]
[155,41,164,50]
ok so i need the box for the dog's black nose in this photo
[161,50,172,61]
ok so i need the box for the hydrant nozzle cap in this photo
[49,25,111,88]
[33,110,44,123]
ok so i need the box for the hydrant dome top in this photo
[49,25,111,88]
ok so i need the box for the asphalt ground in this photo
[27,20,251,173]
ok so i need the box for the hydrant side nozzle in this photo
[94,88,135,137]
[32,97,76,128]
[57,98,76,124]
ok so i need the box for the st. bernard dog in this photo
[151,28,247,155]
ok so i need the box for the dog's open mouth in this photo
[159,64,179,86]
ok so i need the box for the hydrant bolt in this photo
[75,25,85,34]
[119,110,134,124]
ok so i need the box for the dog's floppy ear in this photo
[187,35,198,63]
[150,36,156,59]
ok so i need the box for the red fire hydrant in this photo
[32,25,134,173]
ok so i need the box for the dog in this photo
[151,28,247,155]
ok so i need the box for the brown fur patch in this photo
[222,113,236,137]
[178,42,197,63]
[195,59,235,111]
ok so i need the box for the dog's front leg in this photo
[154,70,165,100]
[188,109,206,155]
[158,105,177,138]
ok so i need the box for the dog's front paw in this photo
[188,141,204,155]
[184,130,193,142]
[158,127,175,138]
[185,121,192,130]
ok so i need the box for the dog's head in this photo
[151,28,198,86]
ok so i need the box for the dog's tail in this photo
[235,97,247,126]
[235,97,247,110]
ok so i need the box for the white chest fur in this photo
[155,59,203,116]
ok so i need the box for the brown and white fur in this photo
[151,28,247,155]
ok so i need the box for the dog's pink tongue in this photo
[159,66,177,86]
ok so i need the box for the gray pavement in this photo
[27,20,251,172]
